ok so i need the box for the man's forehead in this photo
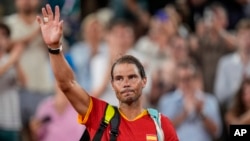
[113,63,139,75]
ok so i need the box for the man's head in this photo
[15,0,39,14]
[0,22,11,52]
[169,35,189,63]
[210,2,228,29]
[80,13,103,43]
[106,19,135,55]
[111,55,147,104]
[176,61,203,93]
[236,19,250,54]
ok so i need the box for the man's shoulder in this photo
[3,14,19,25]
[219,52,238,65]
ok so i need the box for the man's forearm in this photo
[49,51,75,91]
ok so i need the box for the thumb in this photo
[36,16,43,26]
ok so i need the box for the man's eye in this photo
[116,77,123,81]
[130,75,137,80]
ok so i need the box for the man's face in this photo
[83,20,103,42]
[171,37,188,62]
[107,25,134,53]
[15,0,39,14]
[177,67,195,92]
[111,63,146,104]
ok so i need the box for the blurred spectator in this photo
[3,0,53,94]
[158,61,222,141]
[225,78,250,126]
[3,0,54,140]
[214,19,250,108]
[169,35,191,64]
[192,3,236,93]
[148,35,192,108]
[0,22,25,141]
[176,0,211,31]
[148,59,177,108]
[135,11,176,75]
[222,78,250,141]
[69,13,107,92]
[30,83,85,141]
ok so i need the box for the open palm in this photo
[37,4,63,48]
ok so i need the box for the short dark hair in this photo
[106,18,134,32]
[0,22,11,37]
[177,60,202,79]
[111,55,146,81]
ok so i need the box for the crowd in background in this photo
[1,0,250,141]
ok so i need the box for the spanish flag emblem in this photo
[146,134,157,141]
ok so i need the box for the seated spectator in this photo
[29,83,85,141]
[158,61,222,141]
[225,78,250,126]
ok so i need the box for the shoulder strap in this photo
[109,106,120,141]
[147,108,164,141]
[80,129,90,141]
[79,104,120,141]
[92,104,116,141]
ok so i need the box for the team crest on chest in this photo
[146,134,157,141]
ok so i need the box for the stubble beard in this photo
[119,92,141,105]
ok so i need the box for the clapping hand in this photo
[36,4,63,48]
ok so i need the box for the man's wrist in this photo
[48,44,63,54]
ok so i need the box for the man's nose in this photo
[123,78,131,87]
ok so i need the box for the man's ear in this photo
[142,77,147,88]
[111,80,115,91]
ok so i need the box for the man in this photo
[158,61,222,141]
[193,3,235,93]
[36,4,179,141]
[0,22,24,141]
[4,1,54,139]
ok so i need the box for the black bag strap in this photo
[79,129,90,141]
[109,106,120,141]
[79,104,120,141]
[92,104,110,141]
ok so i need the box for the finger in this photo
[46,4,54,21]
[54,6,60,22]
[59,20,64,31]
[42,7,48,18]
[36,16,44,26]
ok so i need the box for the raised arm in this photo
[36,4,90,115]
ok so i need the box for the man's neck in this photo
[119,100,144,120]
[240,51,250,65]
[18,12,36,25]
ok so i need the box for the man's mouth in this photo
[121,89,134,94]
